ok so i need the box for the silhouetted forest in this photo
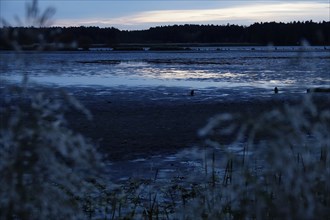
[1,21,329,50]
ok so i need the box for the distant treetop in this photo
[1,21,329,50]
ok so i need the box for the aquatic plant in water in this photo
[193,95,330,219]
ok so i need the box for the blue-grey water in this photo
[1,47,329,102]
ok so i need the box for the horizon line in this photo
[1,20,329,31]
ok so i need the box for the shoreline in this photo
[2,84,329,161]
[63,86,329,161]
[1,84,329,181]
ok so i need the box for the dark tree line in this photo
[0,26,119,50]
[1,21,329,50]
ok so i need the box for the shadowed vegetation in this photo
[1,22,330,50]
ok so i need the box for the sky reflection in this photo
[1,49,329,92]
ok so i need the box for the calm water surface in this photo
[1,47,329,101]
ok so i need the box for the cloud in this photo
[54,2,329,29]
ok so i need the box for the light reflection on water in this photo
[1,49,329,93]
[141,68,223,80]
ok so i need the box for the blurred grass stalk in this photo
[195,94,330,219]
[0,1,106,219]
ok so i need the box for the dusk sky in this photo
[1,0,329,30]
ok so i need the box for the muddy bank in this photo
[64,87,329,161]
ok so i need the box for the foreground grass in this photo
[1,84,328,219]
[84,95,330,219]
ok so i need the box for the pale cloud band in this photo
[55,2,329,29]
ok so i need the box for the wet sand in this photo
[1,85,328,181]
[64,86,329,162]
